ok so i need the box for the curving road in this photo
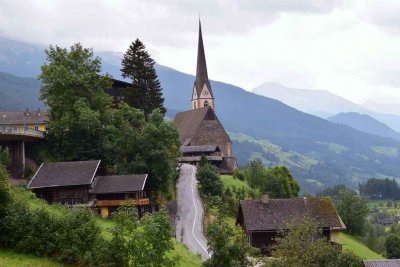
[175,163,210,260]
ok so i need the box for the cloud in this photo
[0,0,400,104]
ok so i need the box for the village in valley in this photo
[1,2,400,267]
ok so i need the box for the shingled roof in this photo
[363,260,400,267]
[238,197,346,231]
[27,160,100,189]
[90,174,148,194]
[174,106,215,144]
[0,111,48,125]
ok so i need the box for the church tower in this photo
[192,20,215,110]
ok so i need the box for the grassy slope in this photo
[0,250,64,267]
[221,175,252,192]
[2,187,202,267]
[339,232,384,260]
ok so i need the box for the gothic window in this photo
[194,101,197,109]
[204,100,209,107]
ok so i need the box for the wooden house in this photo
[90,174,157,218]
[27,160,155,217]
[236,195,346,255]
[27,160,100,205]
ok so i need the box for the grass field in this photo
[0,250,65,267]
[339,232,384,260]
[221,175,252,192]
[369,200,400,216]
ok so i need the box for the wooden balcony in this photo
[95,198,150,207]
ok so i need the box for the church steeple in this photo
[192,19,215,110]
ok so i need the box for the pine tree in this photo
[121,39,166,117]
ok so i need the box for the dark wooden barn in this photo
[236,195,346,255]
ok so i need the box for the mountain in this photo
[362,100,400,117]
[252,82,400,133]
[0,71,45,111]
[328,112,400,140]
[2,36,400,192]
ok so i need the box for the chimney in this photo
[36,108,41,116]
[25,108,30,116]
[262,194,270,204]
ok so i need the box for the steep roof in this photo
[363,260,400,267]
[27,160,100,189]
[194,20,213,98]
[238,197,346,231]
[173,106,215,144]
[90,174,148,194]
[0,111,48,125]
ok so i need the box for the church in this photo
[174,21,237,174]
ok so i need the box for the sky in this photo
[1,0,400,107]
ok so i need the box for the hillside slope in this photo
[2,36,400,191]
[0,71,45,111]
[329,112,400,140]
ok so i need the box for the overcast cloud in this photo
[1,0,400,105]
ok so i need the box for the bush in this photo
[196,163,223,197]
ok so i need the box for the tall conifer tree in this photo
[121,39,166,117]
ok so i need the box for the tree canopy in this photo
[359,178,400,200]
[245,160,300,198]
[121,39,166,117]
[337,189,369,235]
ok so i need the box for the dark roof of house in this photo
[180,145,220,153]
[238,197,346,231]
[194,20,213,98]
[27,160,100,189]
[174,106,214,144]
[90,174,148,194]
[0,111,48,125]
[363,260,400,267]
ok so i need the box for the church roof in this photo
[173,106,215,144]
[194,20,213,98]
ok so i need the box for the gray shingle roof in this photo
[0,111,48,125]
[90,174,148,194]
[238,197,346,231]
[27,160,100,189]
[363,260,400,267]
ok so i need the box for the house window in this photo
[34,125,39,130]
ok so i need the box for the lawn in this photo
[221,175,252,192]
[338,232,384,260]
[0,250,65,267]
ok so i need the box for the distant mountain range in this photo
[253,82,400,133]
[328,112,400,140]
[1,36,400,192]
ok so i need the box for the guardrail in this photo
[96,198,150,207]
[0,126,45,138]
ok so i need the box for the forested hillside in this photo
[2,36,400,192]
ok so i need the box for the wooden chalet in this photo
[105,78,130,106]
[173,21,237,174]
[27,160,155,218]
[90,174,156,218]
[236,195,346,255]
[27,160,100,204]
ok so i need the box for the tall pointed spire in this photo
[196,19,209,84]
[192,19,214,110]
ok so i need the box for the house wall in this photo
[34,185,90,205]
[330,230,340,243]
[250,231,277,255]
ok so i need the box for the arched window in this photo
[204,100,209,107]
[194,101,197,109]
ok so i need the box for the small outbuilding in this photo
[236,195,346,254]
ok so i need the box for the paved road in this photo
[175,164,210,260]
